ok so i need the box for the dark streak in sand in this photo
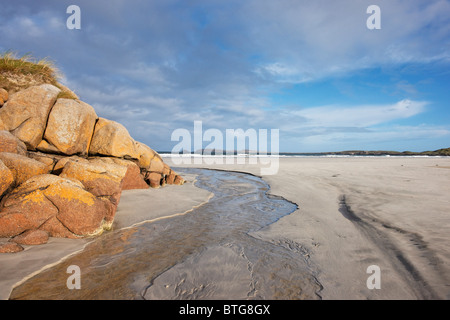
[338,194,441,299]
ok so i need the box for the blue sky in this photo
[1,0,449,152]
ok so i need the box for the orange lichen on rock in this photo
[0,174,113,238]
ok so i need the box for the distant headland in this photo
[285,147,450,157]
[164,147,450,156]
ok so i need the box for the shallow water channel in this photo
[10,168,322,300]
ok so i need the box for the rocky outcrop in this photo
[90,157,149,190]
[0,241,23,253]
[0,88,8,107]
[89,118,140,159]
[0,160,14,198]
[0,152,51,187]
[60,160,127,226]
[0,174,113,238]
[0,84,185,250]
[11,230,49,246]
[0,84,60,149]
[39,98,98,155]
[27,151,63,172]
[0,130,27,155]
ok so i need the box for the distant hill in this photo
[163,147,450,156]
[326,147,450,156]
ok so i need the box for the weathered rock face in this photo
[0,118,6,131]
[0,84,60,149]
[148,153,165,173]
[0,130,27,155]
[53,155,89,174]
[0,174,113,238]
[91,157,148,190]
[60,160,127,216]
[34,139,60,154]
[11,229,49,245]
[27,151,63,173]
[135,141,156,169]
[0,175,60,237]
[0,152,50,187]
[0,88,8,109]
[61,160,129,227]
[0,88,8,106]
[0,84,184,249]
[89,118,140,160]
[40,98,98,155]
[0,241,23,253]
[145,172,164,189]
[0,160,14,197]
[122,163,149,190]
[165,173,176,185]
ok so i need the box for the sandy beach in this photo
[1,157,449,300]
[164,156,450,300]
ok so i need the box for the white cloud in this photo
[256,62,297,77]
[295,124,450,152]
[292,100,428,128]
[254,62,313,83]
[243,0,450,83]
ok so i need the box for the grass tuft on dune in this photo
[0,51,77,99]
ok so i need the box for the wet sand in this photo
[163,156,450,300]
[2,157,450,300]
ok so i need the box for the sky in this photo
[1,0,449,152]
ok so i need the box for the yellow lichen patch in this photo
[44,180,96,207]
[4,174,95,207]
[19,189,47,205]
[0,186,46,208]
[1,176,48,206]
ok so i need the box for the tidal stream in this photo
[10,168,322,300]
